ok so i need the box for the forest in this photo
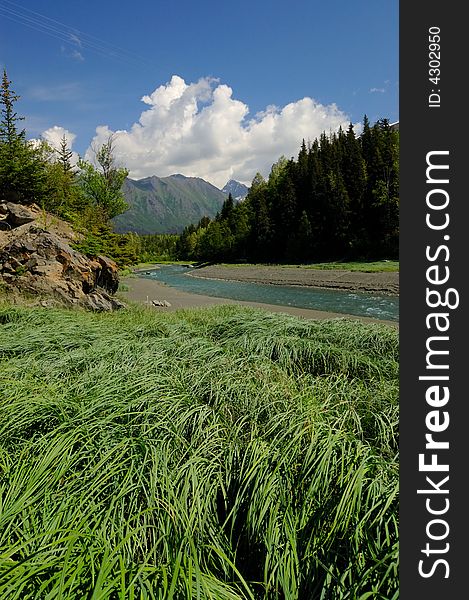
[1,69,398,267]
[176,119,399,263]
[0,69,139,265]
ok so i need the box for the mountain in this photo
[221,179,250,201]
[113,174,227,234]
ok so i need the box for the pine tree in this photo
[252,193,272,261]
[342,123,367,256]
[57,134,74,176]
[287,210,313,261]
[305,139,325,258]
[220,193,236,233]
[43,135,81,216]
[370,119,399,257]
[0,69,50,204]
[232,200,251,258]
[359,118,399,257]
[293,140,310,215]
[246,174,272,261]
[0,69,25,148]
[273,170,297,260]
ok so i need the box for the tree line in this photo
[2,68,398,267]
[176,118,399,263]
[0,69,138,265]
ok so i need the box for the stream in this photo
[138,265,399,322]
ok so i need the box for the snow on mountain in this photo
[221,179,249,201]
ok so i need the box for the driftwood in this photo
[151,299,171,307]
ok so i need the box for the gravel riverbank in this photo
[120,266,398,327]
[189,264,399,296]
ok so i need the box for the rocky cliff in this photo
[0,202,124,311]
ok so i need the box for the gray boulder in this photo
[0,203,124,311]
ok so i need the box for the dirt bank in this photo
[119,275,398,327]
[188,264,399,296]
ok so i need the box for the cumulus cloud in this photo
[83,75,353,188]
[41,126,79,166]
[369,87,385,94]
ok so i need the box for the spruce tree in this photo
[288,210,313,261]
[232,200,250,258]
[0,69,50,204]
[0,69,25,148]
[273,170,297,260]
[370,119,399,257]
[342,123,367,256]
[57,134,74,176]
[219,193,236,233]
[246,174,271,261]
[294,139,311,214]
[43,135,82,216]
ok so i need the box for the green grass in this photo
[220,261,399,272]
[300,261,399,272]
[0,303,398,599]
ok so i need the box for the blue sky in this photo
[0,0,398,187]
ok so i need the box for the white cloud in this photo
[69,33,82,47]
[41,126,79,165]
[71,50,84,62]
[369,87,385,94]
[60,43,85,63]
[82,75,353,188]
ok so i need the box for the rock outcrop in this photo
[0,202,125,311]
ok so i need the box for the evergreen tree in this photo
[220,193,236,232]
[287,210,313,261]
[305,139,325,257]
[57,134,74,176]
[197,216,211,229]
[342,123,367,255]
[246,173,272,261]
[0,69,50,204]
[231,200,251,258]
[272,170,297,260]
[39,136,82,217]
[175,118,398,263]
[360,118,399,257]
[294,139,310,214]
[370,119,399,257]
[0,69,25,148]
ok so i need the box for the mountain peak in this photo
[221,179,249,201]
[114,175,226,235]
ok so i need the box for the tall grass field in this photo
[0,303,398,599]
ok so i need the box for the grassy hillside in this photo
[113,175,226,234]
[0,304,398,599]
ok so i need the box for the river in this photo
[139,265,399,322]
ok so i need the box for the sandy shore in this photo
[119,270,398,327]
[189,264,399,296]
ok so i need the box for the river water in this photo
[139,265,399,322]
